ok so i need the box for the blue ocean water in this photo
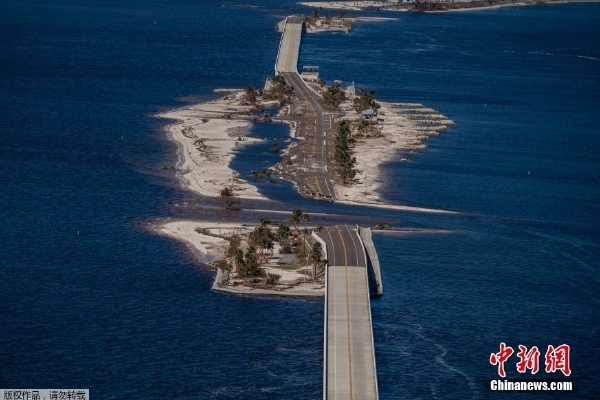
[1,1,598,399]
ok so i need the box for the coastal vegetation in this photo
[303,8,353,34]
[205,211,328,290]
[334,119,357,184]
[219,186,240,210]
[323,83,346,108]
[263,75,294,106]
[373,223,392,230]
[277,222,292,253]
[310,241,327,280]
[251,168,277,183]
[243,85,259,108]
[289,209,310,236]
[412,0,451,11]
[301,0,570,13]
[353,88,380,113]
[311,6,322,19]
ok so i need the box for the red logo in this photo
[516,345,540,374]
[545,344,571,376]
[490,343,571,377]
[490,342,514,378]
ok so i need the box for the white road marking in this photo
[324,228,338,399]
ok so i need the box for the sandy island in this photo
[332,99,455,207]
[273,81,458,214]
[156,219,325,297]
[157,91,277,201]
[156,91,328,296]
[153,9,463,296]
[301,0,597,13]
[154,79,457,296]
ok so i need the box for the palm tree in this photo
[234,249,246,277]
[244,246,261,278]
[261,237,274,261]
[302,212,310,224]
[310,242,327,280]
[250,218,273,263]
[323,83,346,108]
[289,209,301,234]
[289,209,310,236]
[353,88,380,113]
[334,119,356,184]
[245,85,258,105]
[277,223,291,253]
[272,74,287,86]
[223,261,233,284]
[311,6,322,20]
[259,216,272,227]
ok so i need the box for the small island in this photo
[155,9,458,297]
[301,0,598,13]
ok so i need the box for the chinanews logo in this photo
[488,343,573,392]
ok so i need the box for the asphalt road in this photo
[317,226,378,400]
[277,18,377,399]
[275,17,334,198]
[318,225,366,268]
[281,71,335,198]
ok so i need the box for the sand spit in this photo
[304,16,398,34]
[301,1,401,11]
[302,0,597,12]
[328,99,455,209]
[158,220,232,263]
[155,220,325,297]
[157,91,281,201]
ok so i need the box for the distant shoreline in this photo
[300,0,599,13]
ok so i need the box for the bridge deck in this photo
[318,226,378,400]
[275,17,303,73]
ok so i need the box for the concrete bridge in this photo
[275,19,382,398]
[275,16,304,74]
[314,226,381,400]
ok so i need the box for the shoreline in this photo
[300,0,597,13]
[330,99,455,209]
[157,90,278,202]
[155,219,325,297]
[153,82,459,295]
[157,84,455,212]
[304,16,398,34]
[152,14,461,297]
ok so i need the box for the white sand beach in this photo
[157,220,233,262]
[324,99,457,213]
[156,219,325,297]
[301,1,401,11]
[157,90,276,201]
[301,0,593,13]
[154,83,457,297]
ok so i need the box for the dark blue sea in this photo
[1,1,598,399]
